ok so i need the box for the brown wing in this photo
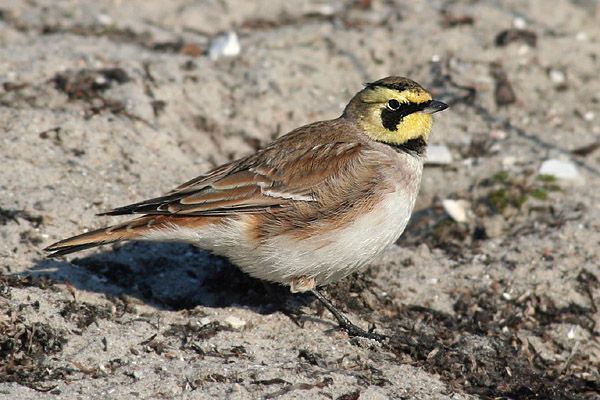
[100,141,365,217]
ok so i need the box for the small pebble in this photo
[132,370,144,380]
[425,144,453,164]
[502,156,516,167]
[583,111,595,121]
[209,32,241,60]
[489,129,507,140]
[224,316,246,330]
[96,13,113,25]
[513,17,527,29]
[539,159,583,183]
[549,69,566,85]
[489,143,502,154]
[442,199,471,223]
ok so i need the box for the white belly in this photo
[141,184,418,288]
[228,183,419,287]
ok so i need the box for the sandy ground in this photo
[1,0,599,399]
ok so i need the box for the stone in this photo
[442,199,471,223]
[549,69,566,85]
[209,32,241,60]
[539,159,583,183]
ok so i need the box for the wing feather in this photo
[100,141,365,217]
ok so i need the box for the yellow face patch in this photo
[356,86,434,145]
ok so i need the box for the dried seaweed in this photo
[0,207,43,227]
[53,68,129,101]
[328,276,599,399]
[0,312,69,386]
[60,301,113,330]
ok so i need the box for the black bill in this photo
[422,100,448,114]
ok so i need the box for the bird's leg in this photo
[310,289,386,341]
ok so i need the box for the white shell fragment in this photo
[539,159,583,183]
[549,69,566,85]
[442,199,471,223]
[425,145,453,165]
[513,17,527,29]
[209,32,241,60]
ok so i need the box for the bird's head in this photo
[343,76,447,151]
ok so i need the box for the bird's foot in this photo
[310,289,387,342]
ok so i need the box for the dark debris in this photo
[0,207,43,227]
[491,62,517,106]
[495,28,538,47]
[53,68,129,100]
[0,273,55,298]
[60,300,113,330]
[440,10,474,28]
[52,67,136,118]
[165,321,232,348]
[388,294,599,399]
[328,274,599,399]
[0,311,69,386]
[298,348,327,368]
[572,142,600,157]
[336,390,360,400]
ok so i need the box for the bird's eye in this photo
[387,99,400,111]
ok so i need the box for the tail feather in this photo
[44,215,217,257]
[44,216,158,257]
[45,242,112,258]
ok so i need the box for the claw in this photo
[310,289,387,342]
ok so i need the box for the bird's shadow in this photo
[25,210,438,318]
[29,241,306,315]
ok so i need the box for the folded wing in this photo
[100,141,364,217]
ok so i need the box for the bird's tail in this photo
[45,215,169,257]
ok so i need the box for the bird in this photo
[45,76,448,339]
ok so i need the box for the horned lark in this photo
[45,76,447,339]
